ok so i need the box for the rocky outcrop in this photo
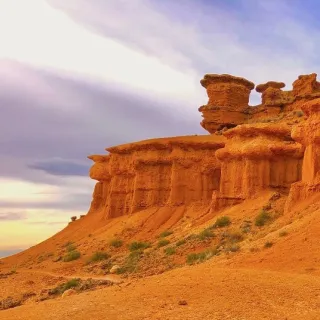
[87,136,225,219]
[212,124,304,210]
[85,71,320,220]
[285,98,320,211]
[199,74,255,134]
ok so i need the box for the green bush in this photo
[159,230,173,238]
[63,250,81,262]
[255,210,271,227]
[87,252,110,264]
[158,239,170,248]
[198,228,215,241]
[279,231,288,237]
[128,241,151,252]
[214,216,231,228]
[164,247,176,256]
[176,239,187,247]
[110,239,123,248]
[224,231,244,243]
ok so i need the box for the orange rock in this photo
[199,74,255,133]
[285,98,320,212]
[212,124,304,210]
[87,136,225,219]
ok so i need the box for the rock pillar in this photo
[199,74,255,133]
[285,98,320,211]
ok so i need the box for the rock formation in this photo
[285,98,320,212]
[88,136,225,219]
[86,72,320,219]
[212,124,304,210]
[199,74,254,134]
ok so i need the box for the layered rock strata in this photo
[211,124,304,210]
[88,136,225,219]
[199,74,255,134]
[285,98,320,211]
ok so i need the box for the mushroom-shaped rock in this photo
[199,74,255,134]
[256,81,285,93]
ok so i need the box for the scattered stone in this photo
[178,300,188,306]
[62,289,77,298]
[109,265,120,274]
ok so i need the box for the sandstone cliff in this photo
[85,72,320,221]
[88,136,225,219]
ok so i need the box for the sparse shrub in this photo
[128,241,151,252]
[63,250,81,262]
[164,247,176,256]
[295,110,304,117]
[110,239,123,248]
[49,278,80,295]
[255,210,271,227]
[186,248,218,265]
[264,241,273,248]
[158,239,170,248]
[87,252,110,264]
[198,228,215,241]
[116,251,143,274]
[53,256,62,262]
[176,239,187,247]
[279,231,288,237]
[159,230,173,238]
[224,231,244,243]
[214,216,231,228]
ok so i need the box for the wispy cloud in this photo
[0,212,27,221]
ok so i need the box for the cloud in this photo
[47,0,320,105]
[0,60,203,183]
[0,212,27,221]
[28,158,90,177]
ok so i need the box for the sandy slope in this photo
[3,262,320,320]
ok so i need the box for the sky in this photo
[1,0,320,255]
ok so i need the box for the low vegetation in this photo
[198,228,215,240]
[176,239,187,247]
[213,216,231,228]
[255,209,272,227]
[186,248,218,265]
[49,278,81,295]
[159,230,173,238]
[164,247,176,256]
[158,239,170,248]
[116,251,143,274]
[63,250,81,262]
[86,251,110,264]
[128,241,151,252]
[110,239,123,248]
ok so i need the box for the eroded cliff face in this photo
[285,98,320,212]
[212,124,304,210]
[84,72,320,221]
[87,136,225,219]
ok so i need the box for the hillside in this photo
[1,72,320,319]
